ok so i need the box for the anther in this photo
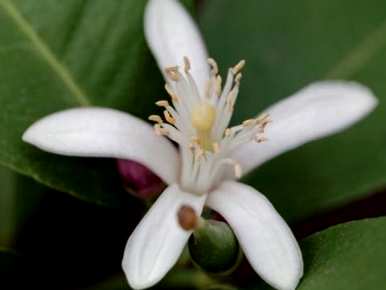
[232,60,246,74]
[155,100,169,108]
[163,110,175,125]
[183,56,191,72]
[154,124,168,136]
[148,115,163,124]
[242,119,256,127]
[235,73,242,83]
[215,76,222,96]
[165,66,180,81]
[208,58,219,75]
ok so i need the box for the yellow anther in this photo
[183,56,191,72]
[235,73,242,83]
[148,115,163,124]
[191,102,216,132]
[154,124,169,136]
[163,110,175,125]
[232,60,246,74]
[215,75,222,96]
[242,119,256,127]
[165,66,180,81]
[156,100,169,108]
[208,58,219,75]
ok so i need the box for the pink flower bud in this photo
[116,159,165,200]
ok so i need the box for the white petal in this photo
[232,81,378,175]
[207,181,303,290]
[144,0,209,96]
[122,184,206,289]
[22,107,179,184]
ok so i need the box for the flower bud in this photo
[116,159,165,200]
[188,219,241,274]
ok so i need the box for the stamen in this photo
[183,56,191,72]
[215,75,222,96]
[155,100,169,108]
[235,73,242,83]
[148,115,163,124]
[242,119,256,127]
[208,58,219,75]
[165,66,180,81]
[232,60,246,74]
[163,110,175,125]
[164,84,178,100]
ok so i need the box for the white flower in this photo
[22,0,377,289]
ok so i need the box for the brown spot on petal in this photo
[177,205,198,231]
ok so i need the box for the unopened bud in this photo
[116,159,165,200]
[189,219,241,274]
[177,205,199,231]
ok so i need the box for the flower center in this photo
[191,102,216,151]
[148,57,270,194]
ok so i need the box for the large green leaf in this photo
[200,0,386,221]
[248,217,386,290]
[0,165,45,246]
[297,217,386,290]
[0,0,164,206]
[0,166,14,245]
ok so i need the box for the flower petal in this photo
[232,81,378,176]
[122,184,206,289]
[206,181,303,290]
[22,107,179,184]
[144,0,209,95]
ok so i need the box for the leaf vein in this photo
[0,0,91,106]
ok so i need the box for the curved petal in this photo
[144,0,209,96]
[232,81,378,176]
[122,184,206,289]
[22,107,179,184]
[207,181,303,290]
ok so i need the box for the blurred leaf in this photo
[0,166,14,245]
[248,217,386,290]
[0,165,44,246]
[201,0,386,221]
[297,217,386,290]
[0,0,164,207]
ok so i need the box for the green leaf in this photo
[0,0,164,206]
[0,165,45,246]
[200,0,386,221]
[248,218,386,290]
[297,217,386,290]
